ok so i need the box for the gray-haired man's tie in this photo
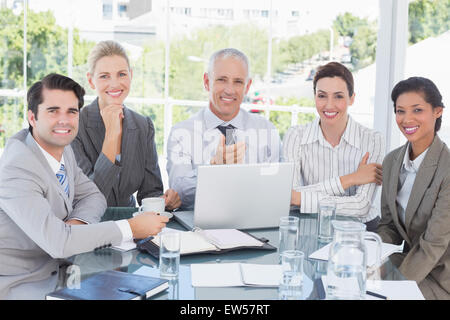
[217,124,236,145]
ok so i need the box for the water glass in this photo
[159,232,181,278]
[279,250,304,300]
[168,278,179,300]
[279,216,299,259]
[317,198,336,242]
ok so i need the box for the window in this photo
[405,0,450,145]
[103,0,113,20]
[0,0,409,160]
[118,4,128,18]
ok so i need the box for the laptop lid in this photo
[193,162,294,229]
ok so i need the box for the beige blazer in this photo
[377,135,450,299]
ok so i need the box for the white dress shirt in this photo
[283,116,385,222]
[34,138,133,243]
[396,143,429,225]
[167,107,282,209]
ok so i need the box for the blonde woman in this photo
[72,40,180,209]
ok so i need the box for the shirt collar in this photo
[32,136,65,175]
[341,115,361,149]
[301,115,360,149]
[402,143,429,173]
[204,106,244,131]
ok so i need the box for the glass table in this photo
[68,208,405,300]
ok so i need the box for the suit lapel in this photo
[118,107,138,192]
[63,148,75,207]
[405,136,443,230]
[388,144,410,241]
[25,133,72,214]
[86,99,105,156]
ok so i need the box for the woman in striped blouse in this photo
[283,62,384,230]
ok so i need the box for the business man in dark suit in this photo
[0,74,168,298]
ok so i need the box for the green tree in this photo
[0,7,94,147]
[333,12,367,38]
[408,0,450,44]
[350,22,377,70]
[271,97,316,139]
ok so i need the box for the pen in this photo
[366,290,388,300]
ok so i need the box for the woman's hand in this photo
[100,104,124,163]
[340,152,382,189]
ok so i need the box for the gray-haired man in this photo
[166,48,282,210]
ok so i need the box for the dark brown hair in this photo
[313,62,354,97]
[27,73,85,132]
[391,76,445,133]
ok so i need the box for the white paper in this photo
[152,228,263,254]
[201,229,263,249]
[321,276,424,300]
[309,240,404,267]
[191,263,243,287]
[240,264,282,287]
[153,230,216,255]
[190,263,282,287]
[366,280,425,300]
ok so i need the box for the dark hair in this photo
[27,73,85,132]
[391,76,445,133]
[313,62,354,97]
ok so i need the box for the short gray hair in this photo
[208,48,250,81]
[87,40,130,74]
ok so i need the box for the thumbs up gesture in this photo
[353,152,383,186]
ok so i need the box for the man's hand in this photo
[340,152,382,190]
[210,135,246,165]
[127,212,169,239]
[162,189,181,211]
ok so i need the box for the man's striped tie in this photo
[56,163,70,197]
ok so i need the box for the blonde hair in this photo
[87,40,130,74]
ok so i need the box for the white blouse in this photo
[283,116,385,223]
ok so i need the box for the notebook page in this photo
[191,263,243,287]
[309,240,404,267]
[240,264,282,287]
[200,229,264,249]
[152,230,217,254]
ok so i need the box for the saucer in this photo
[159,211,174,219]
[132,211,173,219]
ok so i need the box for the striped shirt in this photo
[283,116,385,223]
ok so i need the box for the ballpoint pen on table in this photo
[366,290,388,300]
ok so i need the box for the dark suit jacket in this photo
[71,99,164,207]
[377,135,450,299]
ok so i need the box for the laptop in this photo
[173,162,294,230]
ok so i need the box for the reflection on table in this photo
[2,208,405,300]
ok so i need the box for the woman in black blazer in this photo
[72,40,180,209]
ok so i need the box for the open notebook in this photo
[191,263,282,287]
[137,227,276,258]
[309,240,405,267]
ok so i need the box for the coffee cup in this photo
[132,197,173,218]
